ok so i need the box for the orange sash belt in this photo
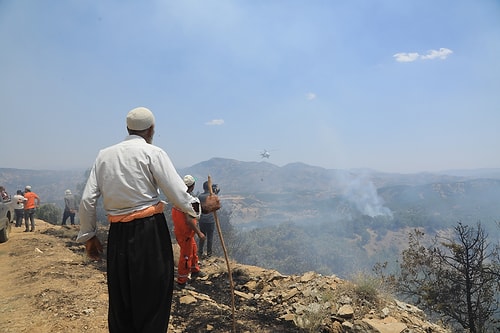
[108,202,164,223]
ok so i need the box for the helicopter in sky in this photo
[260,149,271,159]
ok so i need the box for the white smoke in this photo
[338,172,393,218]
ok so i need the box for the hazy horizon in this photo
[2,158,500,177]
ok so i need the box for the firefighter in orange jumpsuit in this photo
[172,175,206,288]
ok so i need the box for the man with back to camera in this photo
[62,189,78,226]
[12,190,25,227]
[77,106,201,333]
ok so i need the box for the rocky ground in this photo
[0,220,450,333]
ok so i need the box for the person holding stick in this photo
[77,106,201,333]
[197,181,219,258]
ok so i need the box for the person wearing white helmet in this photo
[77,107,201,333]
[61,189,78,226]
[171,175,206,289]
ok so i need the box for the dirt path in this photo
[0,220,109,333]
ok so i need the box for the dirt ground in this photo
[0,220,304,333]
[0,220,109,333]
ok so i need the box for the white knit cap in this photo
[183,175,195,186]
[65,189,72,195]
[25,185,32,190]
[126,107,155,131]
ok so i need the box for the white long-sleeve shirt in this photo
[77,135,199,242]
[12,194,25,210]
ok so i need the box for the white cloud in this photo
[306,92,317,100]
[393,48,453,63]
[420,48,453,60]
[393,52,420,63]
[205,119,225,126]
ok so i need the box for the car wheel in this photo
[0,225,9,243]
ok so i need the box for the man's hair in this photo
[203,181,209,191]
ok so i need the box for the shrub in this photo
[36,203,62,225]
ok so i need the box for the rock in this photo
[282,287,299,300]
[395,300,423,316]
[234,290,253,300]
[179,295,197,305]
[300,271,317,282]
[280,313,295,321]
[362,317,407,333]
[243,279,262,292]
[342,320,354,330]
[337,304,354,318]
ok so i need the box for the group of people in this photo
[3,107,221,332]
[77,106,223,332]
[4,185,41,232]
[2,184,79,231]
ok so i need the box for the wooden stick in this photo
[207,175,236,333]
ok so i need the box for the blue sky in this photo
[1,1,499,173]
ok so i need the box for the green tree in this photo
[36,203,62,225]
[395,223,500,332]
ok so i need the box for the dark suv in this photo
[0,194,13,243]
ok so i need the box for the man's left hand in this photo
[85,236,103,261]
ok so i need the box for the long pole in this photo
[207,175,236,333]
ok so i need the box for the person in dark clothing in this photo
[197,181,217,257]
[62,189,78,225]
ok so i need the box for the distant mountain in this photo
[2,159,499,220]
[437,168,500,179]
[179,158,500,229]
[183,158,500,192]
[379,178,500,230]
[180,160,500,277]
[0,168,87,207]
[2,160,499,277]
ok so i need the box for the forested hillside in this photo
[182,160,500,278]
[2,160,499,278]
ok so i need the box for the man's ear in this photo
[145,125,155,143]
